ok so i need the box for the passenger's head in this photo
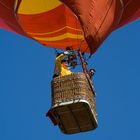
[56,53,62,57]
[66,46,72,51]
[61,59,68,66]
[89,68,96,77]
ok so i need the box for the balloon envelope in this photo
[0,0,140,54]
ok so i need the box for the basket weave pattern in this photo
[51,73,96,115]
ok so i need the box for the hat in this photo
[56,53,62,57]
[61,59,68,63]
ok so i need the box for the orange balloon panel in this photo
[17,0,88,52]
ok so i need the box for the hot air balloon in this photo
[0,0,140,134]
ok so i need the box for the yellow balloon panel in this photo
[18,0,62,14]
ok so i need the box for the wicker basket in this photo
[50,72,98,134]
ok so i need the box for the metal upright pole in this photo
[78,50,96,96]
[78,50,88,74]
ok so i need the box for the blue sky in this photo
[0,19,140,140]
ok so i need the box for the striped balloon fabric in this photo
[0,0,140,54]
